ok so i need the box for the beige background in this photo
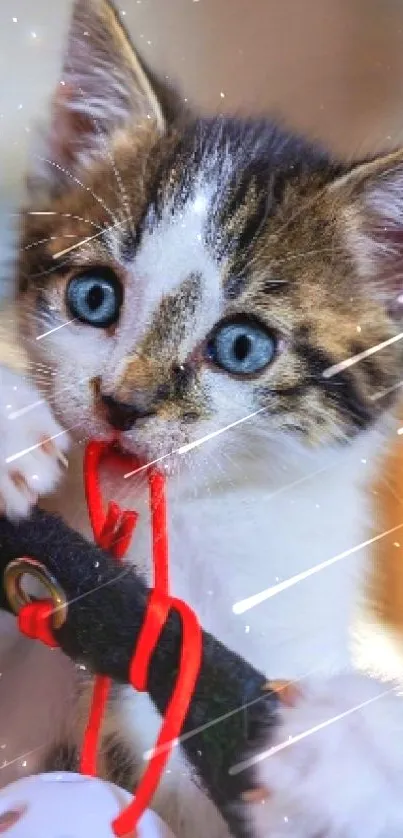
[2,0,403,279]
[2,0,403,195]
[2,0,403,283]
[2,0,403,272]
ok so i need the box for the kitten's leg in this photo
[100,702,230,838]
[42,742,79,773]
[58,679,143,790]
[102,732,142,790]
[81,684,142,790]
[246,672,403,838]
[0,365,69,518]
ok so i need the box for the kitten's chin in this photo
[115,437,182,477]
[61,409,188,475]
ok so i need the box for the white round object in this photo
[0,772,176,838]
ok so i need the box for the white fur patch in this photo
[124,185,223,349]
[248,672,403,837]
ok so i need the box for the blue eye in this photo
[207,318,276,375]
[66,268,122,328]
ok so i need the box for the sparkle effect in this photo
[233,523,403,614]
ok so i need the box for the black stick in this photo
[0,509,277,836]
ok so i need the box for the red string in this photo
[80,443,138,778]
[17,440,202,836]
[116,594,201,836]
[148,468,169,593]
[81,441,203,836]
[18,601,58,649]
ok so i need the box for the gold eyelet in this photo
[3,558,68,629]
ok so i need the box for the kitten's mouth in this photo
[90,395,188,475]
[103,433,139,462]
[105,432,184,479]
[105,434,153,475]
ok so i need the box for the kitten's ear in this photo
[30,0,165,195]
[329,149,403,307]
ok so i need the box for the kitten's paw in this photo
[0,366,69,518]
[245,673,403,837]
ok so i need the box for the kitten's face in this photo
[18,0,403,475]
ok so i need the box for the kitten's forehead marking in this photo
[113,184,224,352]
[135,184,216,299]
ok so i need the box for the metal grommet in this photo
[3,558,68,629]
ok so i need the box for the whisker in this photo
[69,63,135,236]
[24,234,79,251]
[52,217,129,259]
[34,156,118,223]
[272,244,345,267]
[28,211,103,230]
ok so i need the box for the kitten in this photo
[1,0,403,834]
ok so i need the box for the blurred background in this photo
[2,0,403,629]
[3,0,403,198]
[2,0,403,265]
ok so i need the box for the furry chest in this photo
[122,461,369,679]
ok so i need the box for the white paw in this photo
[0,366,69,518]
[245,674,403,837]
